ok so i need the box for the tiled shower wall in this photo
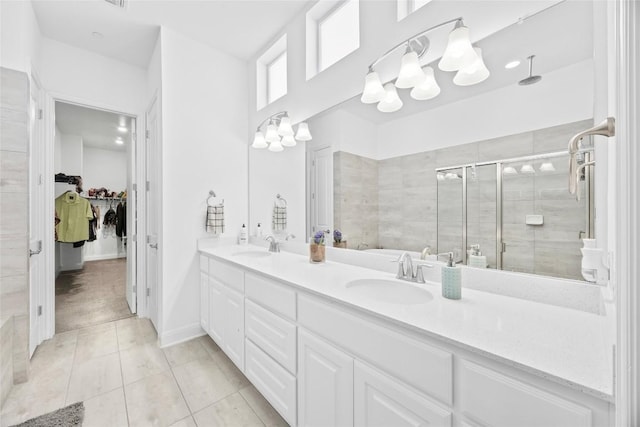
[0,67,31,405]
[334,119,592,280]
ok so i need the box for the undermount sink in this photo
[345,279,433,305]
[231,251,272,258]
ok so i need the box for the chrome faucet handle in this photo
[415,263,434,283]
[264,235,280,252]
[396,252,413,279]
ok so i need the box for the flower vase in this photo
[333,241,347,249]
[309,243,326,263]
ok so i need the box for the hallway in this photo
[0,318,287,426]
[55,258,132,333]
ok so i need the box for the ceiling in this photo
[55,102,133,152]
[338,0,593,124]
[31,0,313,68]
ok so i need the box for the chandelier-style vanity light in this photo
[360,18,489,112]
[252,111,312,152]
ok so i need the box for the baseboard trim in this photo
[159,322,205,348]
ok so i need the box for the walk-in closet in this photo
[53,102,133,332]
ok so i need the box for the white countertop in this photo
[200,243,614,401]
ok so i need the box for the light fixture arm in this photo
[255,111,289,132]
[368,17,463,71]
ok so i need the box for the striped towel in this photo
[206,204,225,234]
[272,205,287,232]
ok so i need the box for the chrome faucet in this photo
[396,252,433,283]
[265,235,280,253]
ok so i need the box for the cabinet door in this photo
[298,330,353,427]
[224,287,245,371]
[354,361,451,427]
[208,278,225,346]
[200,272,209,333]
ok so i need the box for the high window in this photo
[306,0,360,79]
[397,0,432,21]
[256,35,287,109]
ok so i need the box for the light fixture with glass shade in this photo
[539,161,556,172]
[453,47,490,86]
[521,164,536,174]
[360,17,489,113]
[410,66,440,100]
[503,166,518,175]
[377,83,403,113]
[251,111,312,152]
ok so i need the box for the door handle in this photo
[29,240,42,257]
[149,243,158,249]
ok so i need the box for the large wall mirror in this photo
[249,0,604,282]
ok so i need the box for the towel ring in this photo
[276,193,287,207]
[207,190,223,207]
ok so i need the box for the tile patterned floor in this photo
[0,318,288,427]
[55,258,133,333]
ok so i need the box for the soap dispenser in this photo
[441,252,461,300]
[468,244,487,268]
[239,224,248,245]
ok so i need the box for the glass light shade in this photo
[453,47,490,86]
[436,173,445,181]
[265,123,280,143]
[503,166,518,175]
[115,138,124,145]
[438,24,479,72]
[295,122,312,141]
[410,66,441,100]
[395,50,426,89]
[277,116,294,136]
[520,164,535,174]
[540,161,556,172]
[377,83,403,113]
[268,138,284,152]
[252,131,268,149]
[281,135,297,147]
[361,71,385,104]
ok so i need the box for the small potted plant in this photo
[333,229,347,249]
[309,230,326,263]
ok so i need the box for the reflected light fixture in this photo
[539,161,555,172]
[360,17,489,113]
[505,60,521,69]
[520,164,535,174]
[503,166,518,175]
[117,126,128,133]
[115,137,124,145]
[251,111,312,151]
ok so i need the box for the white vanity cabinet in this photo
[198,251,613,427]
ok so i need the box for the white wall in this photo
[376,60,594,159]
[82,147,127,192]
[59,134,83,177]
[158,27,248,344]
[0,0,41,74]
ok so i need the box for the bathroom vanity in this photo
[198,243,613,427]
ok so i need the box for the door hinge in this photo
[146,288,150,297]
[38,174,43,185]
[146,235,150,244]
[132,234,137,243]
[145,130,150,139]
[132,183,137,192]
[312,160,315,166]
[133,285,137,293]
[146,181,150,191]
[37,305,42,316]
[37,109,43,120]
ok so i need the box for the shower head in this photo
[519,55,542,86]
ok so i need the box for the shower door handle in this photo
[149,243,158,249]
[501,242,507,253]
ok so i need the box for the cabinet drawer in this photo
[245,273,296,320]
[245,300,296,374]
[298,294,452,406]
[459,360,592,427]
[245,339,296,426]
[209,258,244,292]
[354,361,451,427]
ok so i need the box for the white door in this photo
[125,117,137,313]
[309,146,333,237]
[145,97,160,330]
[354,361,451,427]
[28,77,45,355]
[298,329,353,427]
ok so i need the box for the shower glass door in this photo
[436,168,464,263]
[466,164,498,268]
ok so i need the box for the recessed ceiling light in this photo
[115,138,124,145]
[117,126,128,133]
[92,32,104,39]
[505,60,521,69]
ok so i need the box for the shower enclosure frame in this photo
[436,149,594,271]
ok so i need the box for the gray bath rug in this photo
[11,402,84,427]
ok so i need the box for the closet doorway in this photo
[53,101,135,333]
